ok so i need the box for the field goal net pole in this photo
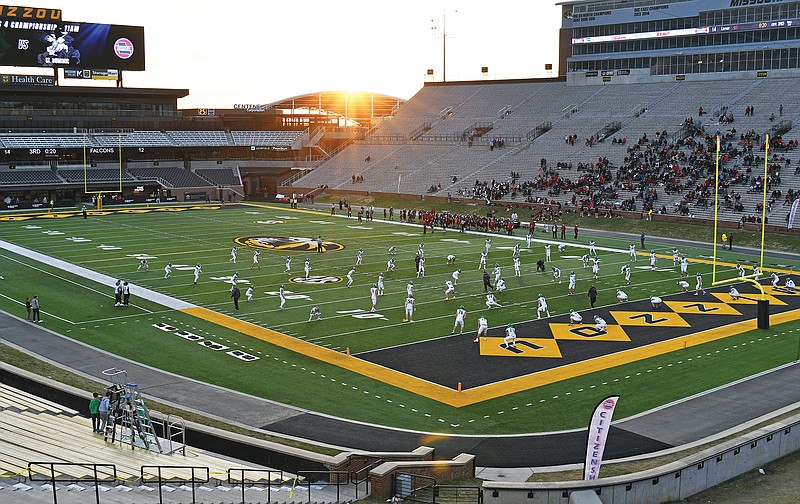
[711,134,770,328]
[83,132,123,211]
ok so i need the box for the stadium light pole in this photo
[431,11,455,82]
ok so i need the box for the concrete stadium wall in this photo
[483,415,800,504]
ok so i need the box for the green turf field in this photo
[0,203,798,434]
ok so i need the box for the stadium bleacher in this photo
[0,170,62,186]
[167,130,229,146]
[297,77,800,224]
[128,167,212,188]
[195,168,240,186]
[231,130,303,146]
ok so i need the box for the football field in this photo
[0,203,799,434]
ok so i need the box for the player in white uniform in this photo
[308,306,322,321]
[650,251,657,270]
[568,271,577,295]
[478,251,488,270]
[475,316,488,342]
[678,280,690,292]
[137,259,149,272]
[736,263,746,277]
[245,286,254,302]
[447,254,456,264]
[230,246,237,263]
[444,280,455,300]
[496,278,506,292]
[526,233,532,249]
[513,257,521,277]
[388,246,397,255]
[417,243,425,257]
[452,269,461,285]
[230,271,239,286]
[729,286,740,300]
[356,248,363,266]
[484,238,492,254]
[503,324,517,348]
[493,264,502,285]
[284,256,292,273]
[417,257,426,277]
[485,292,502,308]
[279,284,286,309]
[164,263,172,278]
[304,258,311,279]
[386,257,395,272]
[771,272,780,287]
[786,277,797,292]
[629,243,637,261]
[406,281,414,296]
[621,264,631,285]
[452,306,467,335]
[650,296,663,308]
[616,289,628,302]
[552,267,562,283]
[594,315,607,331]
[252,249,261,269]
[346,267,356,287]
[568,309,583,326]
[592,258,600,279]
[377,273,385,295]
[193,264,202,284]
[370,284,378,312]
[582,254,590,268]
[695,272,705,295]
[558,243,566,253]
[588,240,597,257]
[752,265,761,280]
[536,293,550,319]
[545,244,551,262]
[680,256,688,276]
[672,248,680,266]
[513,243,521,258]
[403,295,416,322]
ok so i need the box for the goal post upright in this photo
[711,134,771,328]
[83,132,123,211]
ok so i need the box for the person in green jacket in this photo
[89,392,101,433]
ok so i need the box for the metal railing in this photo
[297,469,350,503]
[228,468,286,504]
[407,484,483,504]
[28,461,117,504]
[140,465,209,504]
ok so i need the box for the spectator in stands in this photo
[89,392,101,433]
[99,391,111,434]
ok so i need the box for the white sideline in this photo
[0,238,196,311]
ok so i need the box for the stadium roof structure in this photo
[266,91,405,125]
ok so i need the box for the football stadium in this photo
[1,1,800,503]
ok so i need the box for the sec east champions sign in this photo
[0,19,145,70]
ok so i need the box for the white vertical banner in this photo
[789,198,799,229]
[584,395,620,480]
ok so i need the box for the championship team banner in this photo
[789,198,799,230]
[584,395,620,481]
[0,19,145,70]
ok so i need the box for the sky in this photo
[2,1,563,109]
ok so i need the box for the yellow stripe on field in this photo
[182,306,800,408]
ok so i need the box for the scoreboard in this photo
[0,4,145,71]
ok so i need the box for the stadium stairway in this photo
[0,383,359,504]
